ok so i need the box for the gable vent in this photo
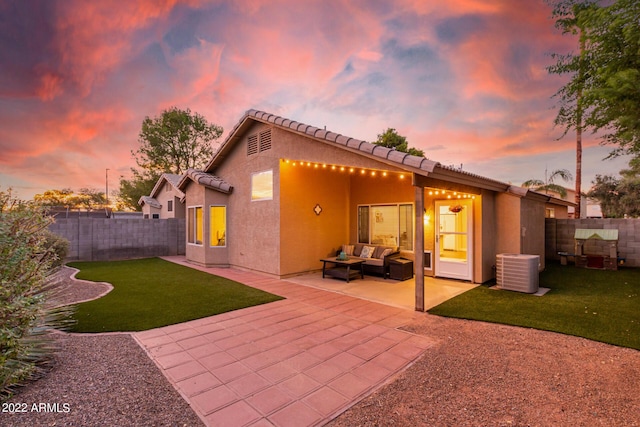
[259,129,272,152]
[247,134,258,156]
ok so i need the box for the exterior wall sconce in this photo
[314,204,323,216]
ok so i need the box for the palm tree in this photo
[522,168,574,199]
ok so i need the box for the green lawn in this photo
[67,258,284,332]
[428,262,640,350]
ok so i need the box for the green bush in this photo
[0,190,73,400]
[43,230,70,268]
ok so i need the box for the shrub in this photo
[0,190,74,400]
[43,230,70,269]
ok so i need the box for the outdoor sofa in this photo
[338,243,399,278]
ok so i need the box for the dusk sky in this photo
[0,0,631,201]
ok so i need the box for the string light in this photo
[281,159,403,180]
[281,159,476,201]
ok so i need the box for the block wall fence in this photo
[546,218,640,267]
[49,218,186,262]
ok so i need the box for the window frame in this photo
[357,203,414,251]
[187,206,204,246]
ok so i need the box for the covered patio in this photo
[286,273,478,311]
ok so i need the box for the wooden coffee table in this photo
[320,257,365,283]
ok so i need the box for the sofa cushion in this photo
[373,246,397,259]
[353,244,364,257]
[364,258,384,267]
[342,244,354,256]
[360,245,375,259]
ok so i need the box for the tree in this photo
[0,189,73,399]
[547,0,598,219]
[117,170,159,212]
[373,128,425,157]
[522,168,574,198]
[118,107,223,211]
[548,0,640,217]
[33,188,106,210]
[134,107,223,175]
[578,0,640,155]
[588,158,640,218]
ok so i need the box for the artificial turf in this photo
[67,258,284,332]
[428,262,640,350]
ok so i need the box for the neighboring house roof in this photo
[138,196,161,208]
[138,173,186,207]
[178,169,233,194]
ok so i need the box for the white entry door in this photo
[435,199,473,281]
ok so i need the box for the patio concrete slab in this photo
[134,256,439,426]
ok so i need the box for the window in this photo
[251,170,273,201]
[187,206,203,245]
[358,204,414,251]
[167,200,173,212]
[152,214,159,219]
[210,206,227,247]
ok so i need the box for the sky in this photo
[0,0,631,201]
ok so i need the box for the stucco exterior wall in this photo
[495,193,522,255]
[520,197,546,269]
[476,192,495,283]
[279,161,350,276]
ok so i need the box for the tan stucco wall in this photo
[478,190,497,282]
[520,197,546,270]
[213,122,281,274]
[279,161,350,276]
[495,192,522,255]
[494,192,546,270]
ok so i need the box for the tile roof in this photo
[180,169,233,194]
[205,109,544,195]
[247,110,440,174]
[149,173,186,199]
[138,196,161,208]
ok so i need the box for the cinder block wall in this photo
[49,218,186,261]
[546,218,640,267]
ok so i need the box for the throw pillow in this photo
[360,245,375,259]
[380,248,393,258]
[342,244,354,256]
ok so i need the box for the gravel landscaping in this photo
[5,266,639,426]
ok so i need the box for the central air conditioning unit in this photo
[496,254,540,293]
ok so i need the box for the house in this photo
[139,173,186,219]
[529,186,594,219]
[178,109,567,310]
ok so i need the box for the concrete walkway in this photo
[134,257,436,426]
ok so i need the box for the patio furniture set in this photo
[321,243,414,282]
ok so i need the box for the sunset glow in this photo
[0,0,629,199]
